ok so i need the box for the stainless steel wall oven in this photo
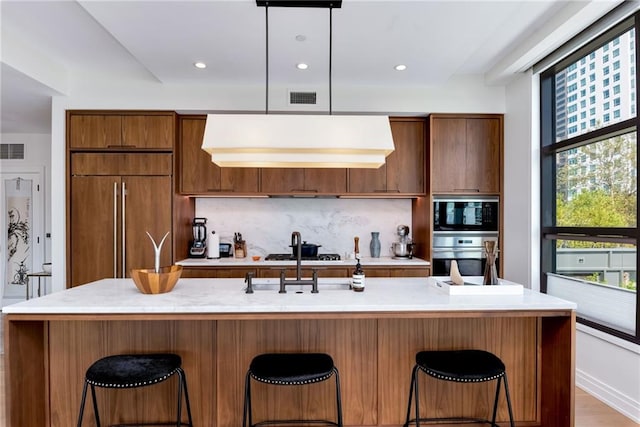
[432,196,499,276]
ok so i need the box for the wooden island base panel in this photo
[3,278,576,427]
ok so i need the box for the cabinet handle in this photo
[373,189,400,193]
[113,182,118,278]
[206,189,236,192]
[122,182,126,278]
[291,189,318,192]
[453,188,480,192]
[107,144,137,148]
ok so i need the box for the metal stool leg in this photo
[491,377,502,427]
[77,381,89,427]
[503,374,515,427]
[90,384,102,427]
[403,365,419,427]
[243,371,252,427]
[333,368,343,426]
[178,368,194,426]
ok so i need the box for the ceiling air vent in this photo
[0,144,25,160]
[289,91,317,105]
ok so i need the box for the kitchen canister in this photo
[369,232,381,258]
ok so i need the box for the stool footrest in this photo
[404,417,499,426]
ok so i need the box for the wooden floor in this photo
[0,355,636,426]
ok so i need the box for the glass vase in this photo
[370,232,381,258]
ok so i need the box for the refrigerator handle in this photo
[122,181,126,278]
[113,182,118,278]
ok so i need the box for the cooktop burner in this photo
[265,253,342,261]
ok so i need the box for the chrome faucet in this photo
[279,231,318,293]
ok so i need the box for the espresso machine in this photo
[392,224,414,259]
[189,218,207,258]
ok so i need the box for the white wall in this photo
[504,71,640,423]
[0,133,52,303]
[503,70,540,290]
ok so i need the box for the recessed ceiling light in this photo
[194,62,207,69]
[295,34,306,42]
[296,63,309,70]
[394,64,407,71]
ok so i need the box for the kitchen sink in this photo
[245,278,352,293]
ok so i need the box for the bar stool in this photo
[403,349,515,427]
[77,353,193,427]
[243,352,343,427]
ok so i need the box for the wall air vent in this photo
[0,143,25,160]
[289,91,317,105]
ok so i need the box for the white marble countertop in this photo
[2,277,575,315]
[176,256,429,268]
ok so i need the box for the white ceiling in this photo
[0,0,624,134]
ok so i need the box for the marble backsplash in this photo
[196,198,412,258]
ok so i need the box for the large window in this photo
[541,14,639,343]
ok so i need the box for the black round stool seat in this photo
[86,353,182,388]
[403,349,515,427]
[243,352,343,426]
[249,352,336,385]
[415,349,506,383]
[77,353,193,427]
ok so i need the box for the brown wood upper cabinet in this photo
[68,112,174,150]
[179,116,259,194]
[348,118,426,195]
[430,114,502,194]
[261,168,347,194]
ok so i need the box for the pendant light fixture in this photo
[201,0,395,168]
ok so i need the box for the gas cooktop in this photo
[265,253,342,261]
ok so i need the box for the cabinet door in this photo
[386,119,425,194]
[348,164,387,193]
[180,117,259,194]
[261,168,305,193]
[70,176,120,287]
[465,118,501,193]
[69,115,122,149]
[304,169,347,193]
[180,117,221,193]
[122,115,174,149]
[123,175,173,274]
[430,117,467,192]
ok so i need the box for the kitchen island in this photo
[4,277,575,427]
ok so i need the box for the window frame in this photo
[540,13,640,344]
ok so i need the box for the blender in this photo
[391,225,414,259]
[189,218,207,258]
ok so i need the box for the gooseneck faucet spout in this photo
[291,231,302,281]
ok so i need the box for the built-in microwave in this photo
[433,197,499,232]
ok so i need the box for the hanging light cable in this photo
[201,0,395,168]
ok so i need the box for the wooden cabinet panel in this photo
[71,153,172,176]
[68,113,174,150]
[386,119,425,194]
[430,115,502,194]
[69,156,173,287]
[70,176,119,287]
[466,118,501,193]
[182,267,257,278]
[69,115,122,149]
[179,116,259,194]
[348,164,387,193]
[304,169,347,193]
[123,175,173,272]
[122,115,174,149]
[348,118,425,195]
[261,168,305,193]
[430,117,467,192]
